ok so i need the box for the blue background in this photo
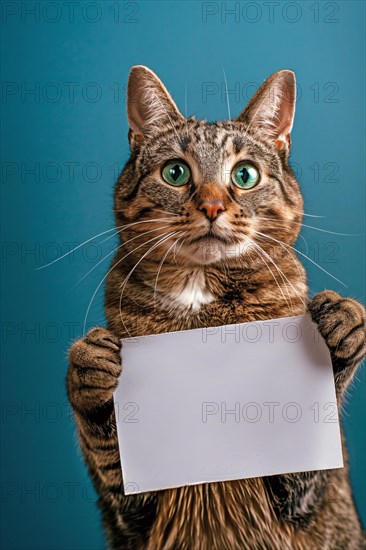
[1,1,365,548]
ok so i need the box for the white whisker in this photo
[296,233,309,256]
[174,235,186,263]
[118,231,180,337]
[82,231,172,335]
[222,65,232,126]
[253,229,303,278]
[153,233,184,307]
[254,230,347,288]
[70,225,170,291]
[36,227,119,270]
[256,216,363,237]
[246,238,293,310]
[36,218,174,270]
[153,209,178,217]
[292,209,325,218]
[254,240,306,309]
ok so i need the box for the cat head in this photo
[115,66,303,268]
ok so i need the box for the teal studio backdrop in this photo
[1,1,365,548]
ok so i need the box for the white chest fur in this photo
[169,269,214,311]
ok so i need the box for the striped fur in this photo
[67,67,365,549]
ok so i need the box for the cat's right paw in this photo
[67,328,122,412]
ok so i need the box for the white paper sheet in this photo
[114,315,343,495]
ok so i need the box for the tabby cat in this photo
[67,66,366,549]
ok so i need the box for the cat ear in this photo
[127,65,184,142]
[235,70,296,150]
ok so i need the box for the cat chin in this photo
[179,237,253,266]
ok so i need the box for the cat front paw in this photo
[308,290,366,365]
[67,328,122,412]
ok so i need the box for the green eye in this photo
[162,161,191,186]
[232,163,260,189]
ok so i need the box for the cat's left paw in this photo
[308,290,366,363]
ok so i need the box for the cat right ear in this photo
[127,65,184,145]
[235,70,296,152]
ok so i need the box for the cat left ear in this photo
[235,70,296,151]
[127,65,184,143]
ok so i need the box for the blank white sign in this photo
[114,315,343,495]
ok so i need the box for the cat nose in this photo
[199,201,226,222]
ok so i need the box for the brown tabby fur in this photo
[67,66,366,549]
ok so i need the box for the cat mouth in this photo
[181,231,246,265]
[188,232,232,245]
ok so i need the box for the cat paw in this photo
[308,290,366,364]
[67,328,122,412]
